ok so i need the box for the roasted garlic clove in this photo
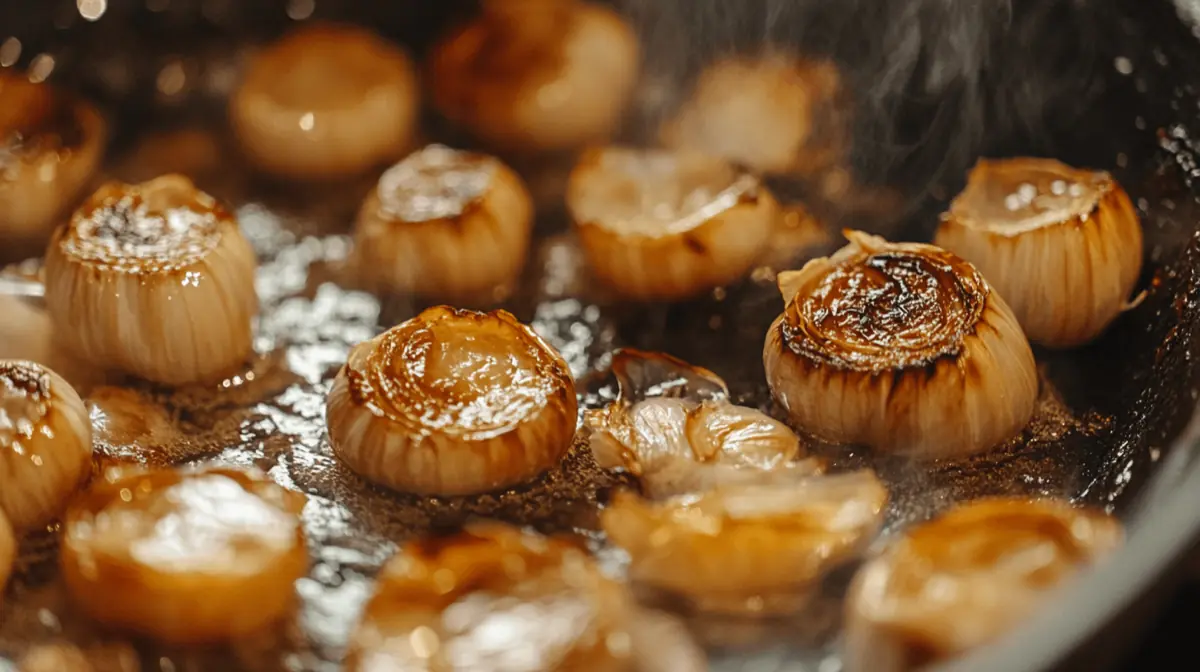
[763,230,1038,458]
[326,306,578,496]
[935,157,1144,348]
[603,470,887,614]
[43,175,259,386]
[0,360,93,532]
[568,147,778,301]
[353,144,534,303]
[0,509,13,599]
[843,497,1123,672]
[660,54,843,176]
[0,72,107,251]
[346,522,636,672]
[429,0,640,153]
[230,23,418,181]
[60,466,308,644]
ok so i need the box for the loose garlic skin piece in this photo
[326,306,578,496]
[0,73,107,251]
[429,0,640,154]
[568,147,778,301]
[603,471,887,614]
[0,510,13,599]
[60,467,308,645]
[0,360,93,532]
[763,231,1038,459]
[843,498,1123,672]
[347,523,636,672]
[354,145,534,303]
[230,23,418,181]
[935,157,1144,348]
[44,175,259,387]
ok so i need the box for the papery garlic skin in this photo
[326,306,578,496]
[429,0,640,153]
[230,23,418,181]
[346,522,635,672]
[936,157,1144,348]
[353,145,533,303]
[44,175,259,386]
[60,467,308,645]
[763,231,1038,458]
[0,510,13,599]
[0,360,93,532]
[602,470,887,613]
[843,497,1123,672]
[568,147,778,301]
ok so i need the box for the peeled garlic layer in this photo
[0,510,13,599]
[326,306,578,496]
[354,144,533,302]
[44,175,259,386]
[0,72,106,249]
[231,23,418,180]
[347,522,635,672]
[763,230,1038,458]
[0,360,92,532]
[568,147,778,301]
[60,467,307,644]
[429,0,640,153]
[936,157,1144,348]
[843,497,1123,672]
[603,470,887,613]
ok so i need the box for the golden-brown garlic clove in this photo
[60,466,308,645]
[326,306,578,496]
[43,175,259,387]
[843,497,1123,672]
[602,470,887,614]
[0,72,107,252]
[230,23,418,181]
[0,360,93,532]
[429,0,640,154]
[568,147,778,301]
[346,522,636,672]
[0,509,13,599]
[763,230,1038,458]
[353,144,534,303]
[935,157,1144,348]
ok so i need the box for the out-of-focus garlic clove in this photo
[0,509,13,599]
[843,497,1123,672]
[660,54,843,176]
[346,522,636,672]
[60,466,308,645]
[568,147,778,301]
[326,306,578,496]
[935,157,1144,348]
[0,359,93,532]
[602,470,887,614]
[763,230,1038,458]
[429,0,640,154]
[353,144,533,303]
[0,72,107,252]
[230,23,418,181]
[43,175,259,387]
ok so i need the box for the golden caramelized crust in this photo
[945,158,1115,235]
[373,145,496,223]
[0,360,54,447]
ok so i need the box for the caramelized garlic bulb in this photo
[231,23,418,180]
[935,157,1144,348]
[44,175,259,386]
[843,497,1123,672]
[429,0,640,153]
[326,306,578,496]
[763,231,1038,458]
[347,522,636,671]
[0,509,13,599]
[603,470,887,614]
[567,147,778,301]
[0,360,92,532]
[660,54,842,176]
[0,72,106,250]
[60,467,308,644]
[353,144,534,302]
